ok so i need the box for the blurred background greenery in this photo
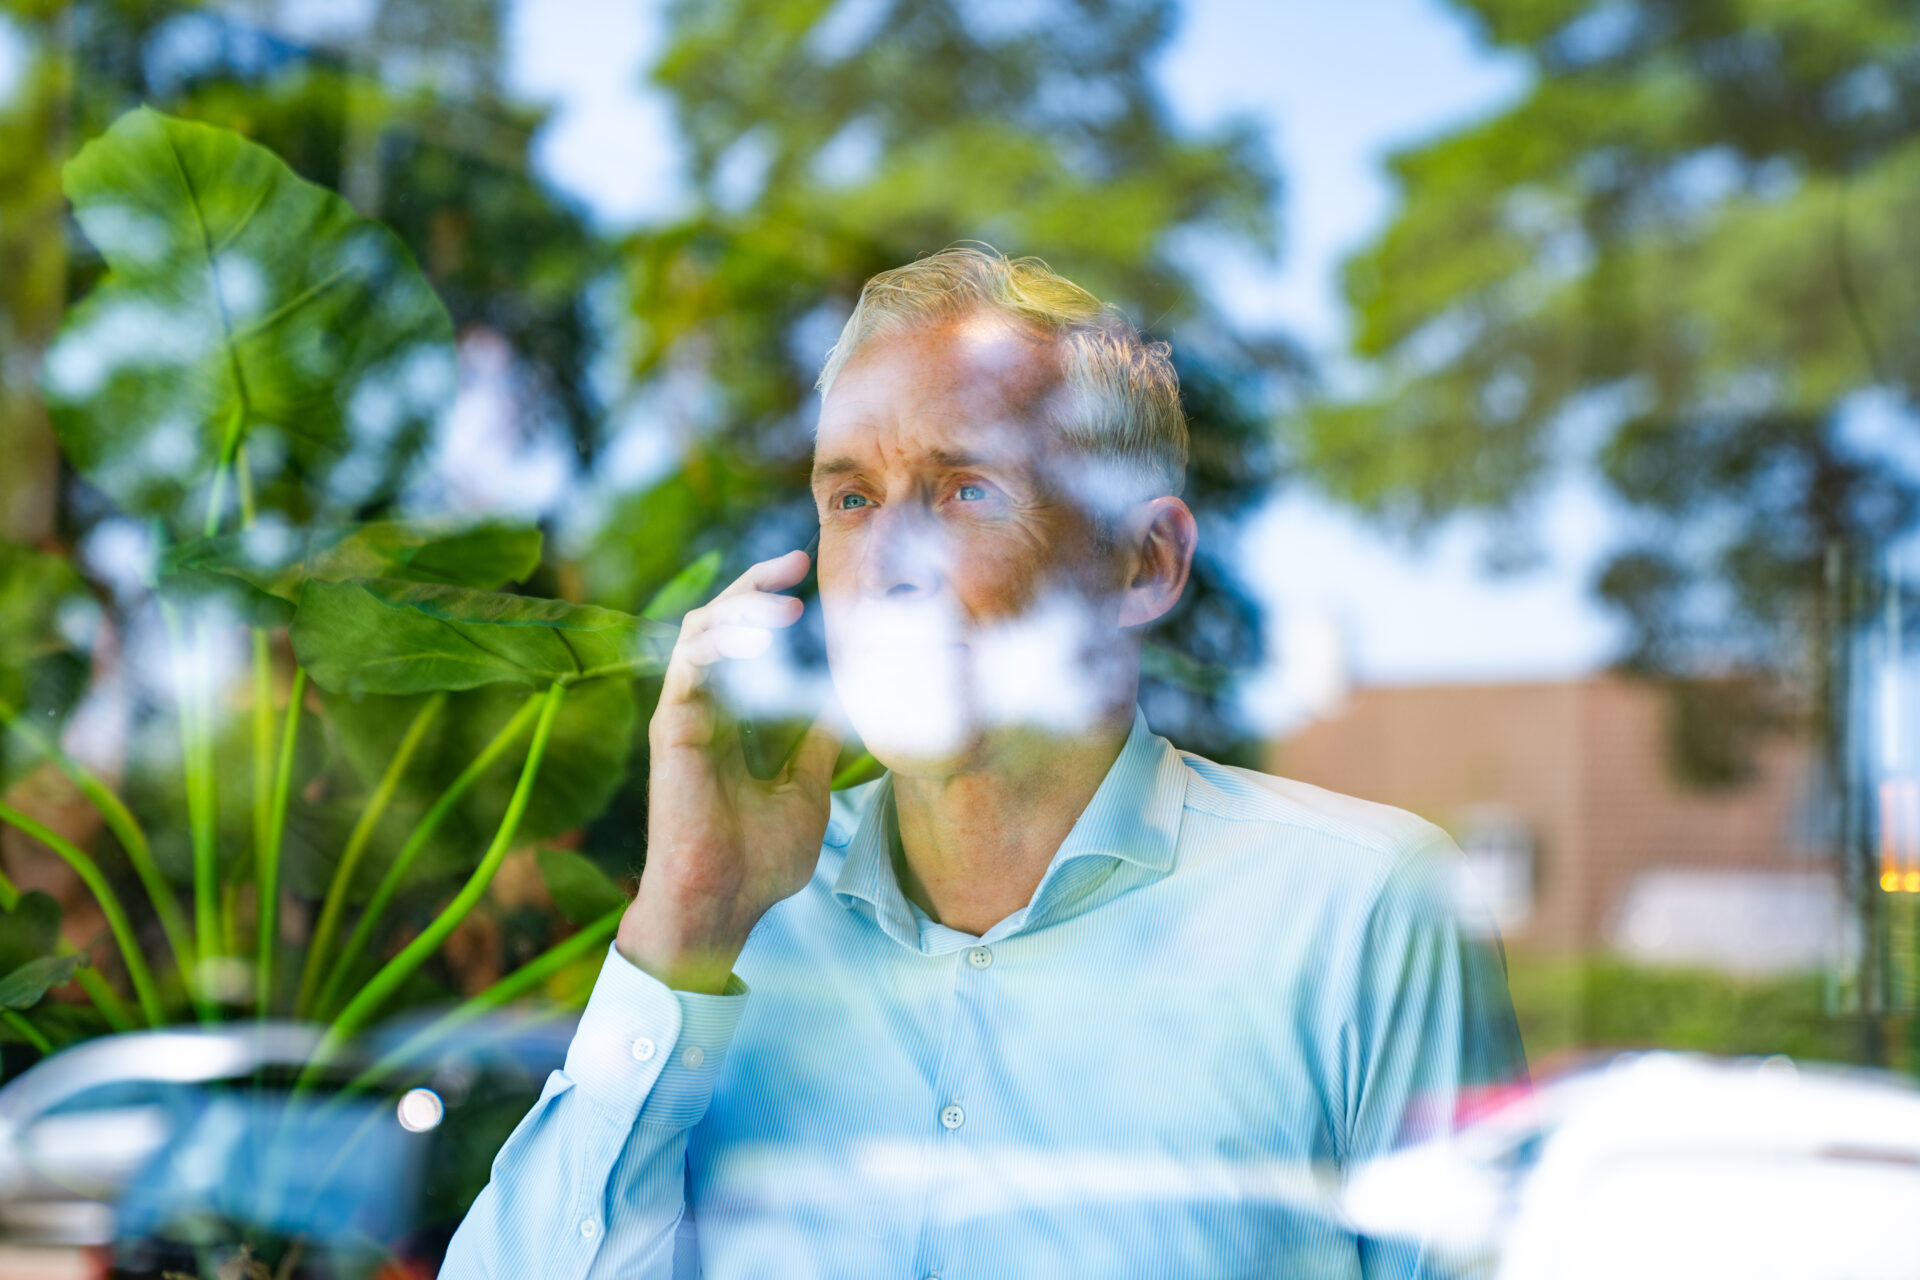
[3,0,1920,1076]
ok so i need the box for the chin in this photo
[860,727,990,781]
[838,689,984,780]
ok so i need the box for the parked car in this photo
[1344,1051,1920,1280]
[0,1014,573,1279]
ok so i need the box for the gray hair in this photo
[816,244,1188,501]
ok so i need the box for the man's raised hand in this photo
[618,549,842,994]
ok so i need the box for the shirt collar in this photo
[832,705,1189,952]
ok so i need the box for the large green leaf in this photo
[39,107,455,528]
[158,519,543,627]
[0,954,83,1010]
[0,542,99,787]
[290,579,675,696]
[303,679,637,896]
[536,846,630,925]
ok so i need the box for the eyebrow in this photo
[810,447,1000,483]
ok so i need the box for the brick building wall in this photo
[1267,676,1820,953]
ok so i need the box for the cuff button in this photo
[631,1037,657,1062]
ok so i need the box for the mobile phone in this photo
[734,532,825,780]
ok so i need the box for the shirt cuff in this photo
[561,942,748,1126]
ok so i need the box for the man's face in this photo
[810,312,1130,773]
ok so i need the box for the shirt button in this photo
[579,1218,599,1239]
[681,1045,706,1069]
[940,1103,965,1131]
[966,946,993,969]
[630,1037,656,1062]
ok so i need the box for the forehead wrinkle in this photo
[814,313,1068,486]
[810,442,1019,490]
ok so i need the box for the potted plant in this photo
[0,105,722,1273]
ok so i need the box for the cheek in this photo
[946,523,1057,619]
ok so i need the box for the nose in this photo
[857,502,949,600]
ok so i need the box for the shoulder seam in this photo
[1176,752,1447,861]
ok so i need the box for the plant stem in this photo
[831,751,880,790]
[160,602,221,1010]
[220,881,241,959]
[0,863,132,1031]
[251,632,274,932]
[342,904,619,1096]
[2,1010,51,1055]
[0,700,196,984]
[298,683,567,1087]
[0,802,166,1026]
[256,668,306,1016]
[295,692,447,1019]
[310,692,543,1022]
[201,403,246,539]
[235,441,257,526]
[73,964,134,1033]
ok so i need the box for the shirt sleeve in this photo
[1338,835,1530,1280]
[439,943,748,1280]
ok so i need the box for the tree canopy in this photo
[585,0,1301,756]
[1300,0,1920,758]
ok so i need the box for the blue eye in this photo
[956,483,986,502]
[837,493,870,510]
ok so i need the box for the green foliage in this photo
[641,549,724,622]
[0,955,84,1010]
[290,580,676,695]
[0,101,673,1061]
[120,679,333,886]
[318,682,638,893]
[40,108,456,532]
[0,878,120,1026]
[584,0,1295,758]
[536,847,630,926]
[1302,0,1920,713]
[166,520,543,601]
[158,520,545,629]
[0,542,98,786]
[0,891,62,976]
[1509,952,1868,1068]
[0,0,1309,1099]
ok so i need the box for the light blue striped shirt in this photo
[444,707,1526,1278]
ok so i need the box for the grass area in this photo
[1505,952,1889,1073]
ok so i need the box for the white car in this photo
[1344,1052,1920,1280]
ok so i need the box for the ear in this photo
[1116,496,1197,629]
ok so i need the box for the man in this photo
[444,245,1526,1278]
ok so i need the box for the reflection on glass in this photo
[0,0,1918,1277]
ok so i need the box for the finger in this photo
[695,591,803,631]
[658,625,767,707]
[714,549,810,602]
[648,679,717,749]
[679,624,773,667]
